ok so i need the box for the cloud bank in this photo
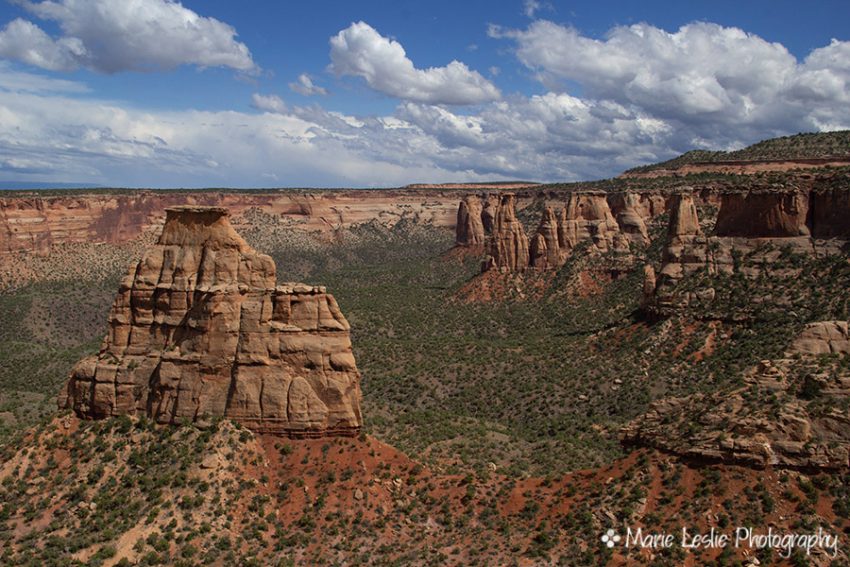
[0,16,847,187]
[489,20,850,144]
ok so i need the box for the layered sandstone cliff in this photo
[714,191,810,237]
[59,206,362,437]
[0,190,460,257]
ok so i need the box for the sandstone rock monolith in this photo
[59,206,362,437]
[455,195,485,247]
[485,194,529,271]
[658,193,706,282]
[616,193,650,245]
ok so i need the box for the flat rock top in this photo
[159,206,246,248]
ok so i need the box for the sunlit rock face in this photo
[485,193,530,272]
[60,206,362,437]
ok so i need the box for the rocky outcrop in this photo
[810,187,850,239]
[455,195,485,247]
[668,192,703,238]
[647,182,850,314]
[59,206,362,437]
[641,265,656,306]
[485,194,529,272]
[790,321,850,355]
[559,193,621,253]
[481,195,498,235]
[476,190,658,274]
[622,322,850,469]
[529,207,561,269]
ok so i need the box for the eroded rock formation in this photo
[647,182,850,313]
[615,193,650,245]
[455,195,485,247]
[481,195,498,235]
[622,322,850,469]
[529,206,561,269]
[790,321,850,355]
[59,206,362,437]
[467,191,656,274]
[657,193,707,285]
[559,193,622,254]
[485,194,529,272]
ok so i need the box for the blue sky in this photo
[0,0,847,188]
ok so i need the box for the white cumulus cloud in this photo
[0,0,256,73]
[1,20,848,188]
[329,21,500,105]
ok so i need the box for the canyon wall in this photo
[0,190,461,257]
[450,172,850,287]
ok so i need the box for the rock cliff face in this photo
[455,195,485,247]
[810,187,850,239]
[647,182,850,312]
[0,190,460,257]
[622,322,850,469]
[59,206,362,437]
[714,190,810,237]
[485,194,530,272]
